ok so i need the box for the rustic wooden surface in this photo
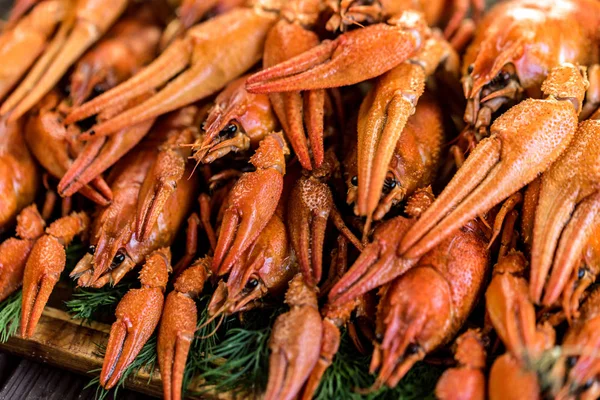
[0,353,142,399]
[0,307,162,398]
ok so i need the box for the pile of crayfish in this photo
[3,0,600,398]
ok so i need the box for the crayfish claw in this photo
[0,205,45,302]
[212,134,285,276]
[265,275,322,400]
[101,248,170,389]
[328,216,414,307]
[247,11,430,93]
[21,211,88,338]
[158,258,210,400]
[530,119,600,307]
[20,237,65,338]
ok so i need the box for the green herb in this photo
[181,296,218,394]
[0,290,22,343]
[65,241,86,275]
[198,325,271,397]
[87,335,158,400]
[65,283,131,323]
[312,331,442,400]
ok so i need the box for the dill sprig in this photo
[198,325,271,397]
[87,335,158,400]
[65,283,131,323]
[181,296,218,394]
[314,331,442,400]
[0,290,22,343]
[182,303,282,398]
[64,241,86,275]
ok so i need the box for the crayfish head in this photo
[194,76,277,164]
[207,276,268,317]
[463,28,527,132]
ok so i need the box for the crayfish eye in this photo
[87,245,96,254]
[467,64,474,74]
[92,84,104,97]
[246,278,259,289]
[578,268,586,279]
[219,123,238,138]
[583,378,594,391]
[491,70,511,86]
[405,343,419,355]
[350,175,358,186]
[112,251,125,265]
[382,176,397,193]
[567,356,578,368]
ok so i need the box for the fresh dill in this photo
[198,325,271,397]
[313,331,442,400]
[0,290,22,343]
[65,283,131,323]
[64,241,86,276]
[181,295,218,394]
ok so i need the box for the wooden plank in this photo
[0,358,94,400]
[0,357,142,400]
[0,307,163,398]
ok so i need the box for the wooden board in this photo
[0,307,164,398]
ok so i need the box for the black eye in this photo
[383,176,397,192]
[92,84,104,96]
[467,64,474,74]
[246,279,259,289]
[64,85,71,96]
[578,268,586,279]
[219,123,237,137]
[113,251,125,265]
[87,245,96,254]
[567,356,578,368]
[405,343,419,355]
[351,176,358,186]
[583,378,594,390]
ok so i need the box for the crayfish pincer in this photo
[265,274,322,400]
[399,63,588,259]
[369,217,489,390]
[212,132,288,276]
